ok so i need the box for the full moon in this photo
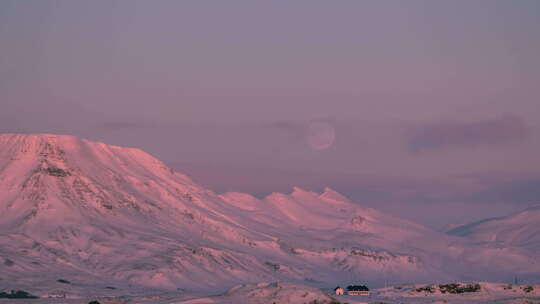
[306,121,336,150]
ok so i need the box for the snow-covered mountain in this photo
[447,206,540,253]
[0,134,538,297]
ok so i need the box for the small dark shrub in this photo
[105,286,116,290]
[57,279,71,284]
[0,290,39,299]
[523,285,534,293]
[88,301,100,304]
[439,283,480,294]
[415,285,435,293]
[462,283,481,293]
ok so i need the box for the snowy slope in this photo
[447,206,540,253]
[372,282,540,304]
[0,134,538,298]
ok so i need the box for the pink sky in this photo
[1,0,539,228]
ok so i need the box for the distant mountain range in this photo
[447,205,540,253]
[0,133,538,297]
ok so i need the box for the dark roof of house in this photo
[334,286,342,291]
[347,285,369,291]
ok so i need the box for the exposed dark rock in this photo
[264,261,280,271]
[3,258,14,266]
[41,167,71,177]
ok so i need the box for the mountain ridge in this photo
[0,133,538,297]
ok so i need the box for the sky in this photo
[1,0,539,228]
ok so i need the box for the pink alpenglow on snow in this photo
[0,133,539,301]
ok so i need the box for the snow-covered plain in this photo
[0,134,539,303]
[1,282,539,304]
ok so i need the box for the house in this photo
[347,285,370,296]
[334,286,344,295]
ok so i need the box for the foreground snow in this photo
[370,281,540,304]
[1,281,539,304]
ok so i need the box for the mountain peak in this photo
[0,133,198,220]
[319,187,351,203]
[290,186,316,196]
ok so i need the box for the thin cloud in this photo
[263,118,336,144]
[408,115,531,153]
[100,121,156,131]
[264,121,304,135]
[469,176,540,204]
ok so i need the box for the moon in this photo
[306,121,335,150]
